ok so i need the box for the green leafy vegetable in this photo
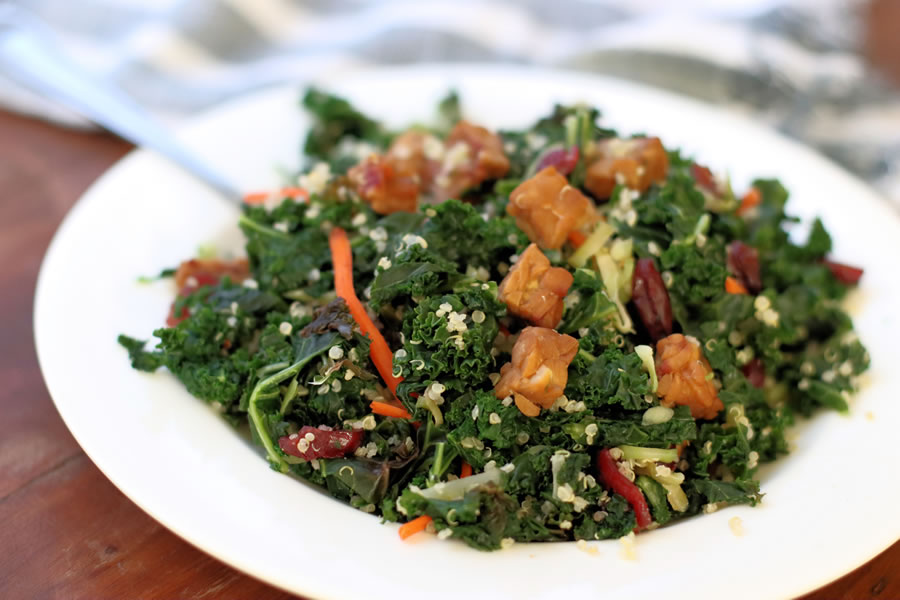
[302,88,387,161]
[118,89,869,551]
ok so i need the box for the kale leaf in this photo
[690,479,762,506]
[560,269,618,334]
[395,287,505,407]
[302,88,387,160]
[420,199,528,274]
[118,335,163,372]
[566,348,652,411]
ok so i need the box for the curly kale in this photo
[397,446,633,550]
[119,91,870,552]
[394,286,505,404]
[559,269,619,335]
[302,87,388,161]
[629,172,708,243]
[566,347,652,412]
[300,298,355,339]
[420,199,529,271]
[120,283,285,409]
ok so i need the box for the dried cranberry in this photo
[727,241,761,294]
[690,163,716,191]
[823,259,863,285]
[631,258,673,341]
[536,146,579,176]
[742,358,766,389]
[278,426,364,461]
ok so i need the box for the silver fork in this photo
[0,4,243,203]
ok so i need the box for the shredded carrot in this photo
[242,192,270,205]
[736,187,761,216]
[725,276,749,295]
[243,187,309,205]
[370,400,412,420]
[567,230,588,248]
[398,515,433,540]
[460,462,473,478]
[329,227,404,396]
[280,186,309,198]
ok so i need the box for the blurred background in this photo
[1,0,899,201]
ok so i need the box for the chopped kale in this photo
[302,87,388,161]
[117,335,163,372]
[300,298,354,339]
[118,90,869,551]
[566,347,652,411]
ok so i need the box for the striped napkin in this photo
[3,0,899,201]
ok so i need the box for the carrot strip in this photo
[725,276,749,295]
[398,515,433,540]
[242,192,269,205]
[329,227,404,395]
[243,187,309,205]
[736,187,761,216]
[370,401,412,419]
[460,462,473,479]
[280,186,309,198]
[567,230,588,248]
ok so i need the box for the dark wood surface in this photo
[865,0,900,87]
[0,108,897,600]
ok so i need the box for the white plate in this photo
[35,65,900,600]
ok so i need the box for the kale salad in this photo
[119,89,868,550]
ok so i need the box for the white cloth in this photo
[4,0,899,201]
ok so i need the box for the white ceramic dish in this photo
[35,65,900,600]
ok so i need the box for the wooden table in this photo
[0,109,896,600]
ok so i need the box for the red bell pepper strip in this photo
[596,448,652,531]
[690,163,717,192]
